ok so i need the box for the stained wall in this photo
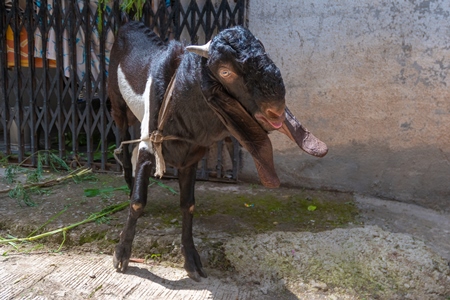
[243,0,450,210]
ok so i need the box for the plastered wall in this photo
[243,0,450,210]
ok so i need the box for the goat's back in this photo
[114,22,165,57]
[108,22,167,96]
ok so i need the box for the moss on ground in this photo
[141,185,358,235]
[196,188,358,234]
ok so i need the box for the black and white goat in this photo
[108,22,327,281]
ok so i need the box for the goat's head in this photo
[188,26,286,132]
[187,27,327,187]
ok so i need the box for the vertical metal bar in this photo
[40,0,50,164]
[216,140,223,179]
[113,0,121,30]
[220,0,226,30]
[12,2,25,162]
[200,157,207,180]
[173,0,180,40]
[141,0,149,25]
[232,137,239,180]
[25,0,37,165]
[53,0,65,160]
[204,0,211,41]
[98,2,107,170]
[111,0,121,165]
[156,1,163,37]
[189,0,196,42]
[244,0,249,28]
[0,0,10,156]
[67,1,78,163]
[83,0,93,167]
[237,0,245,26]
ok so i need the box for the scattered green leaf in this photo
[84,185,130,198]
[307,205,317,212]
[8,183,36,207]
[149,177,178,195]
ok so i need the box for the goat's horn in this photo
[186,41,211,58]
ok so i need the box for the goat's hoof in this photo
[186,269,207,282]
[113,243,131,272]
[182,245,208,281]
[185,264,207,282]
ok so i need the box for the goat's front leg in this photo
[178,164,207,281]
[113,148,153,272]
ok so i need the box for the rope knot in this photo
[149,130,164,144]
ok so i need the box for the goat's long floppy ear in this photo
[278,107,328,157]
[186,41,211,58]
[204,90,280,188]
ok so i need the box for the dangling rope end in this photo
[113,145,124,168]
[151,131,166,178]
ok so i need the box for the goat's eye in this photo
[219,68,231,78]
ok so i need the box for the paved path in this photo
[0,252,257,300]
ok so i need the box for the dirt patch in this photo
[1,169,449,299]
[225,227,450,299]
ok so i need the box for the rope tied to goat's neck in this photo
[151,73,177,178]
[114,74,178,178]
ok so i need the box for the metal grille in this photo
[0,0,247,181]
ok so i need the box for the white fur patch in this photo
[139,74,152,150]
[117,64,154,177]
[117,64,145,122]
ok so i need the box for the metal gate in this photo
[0,0,247,181]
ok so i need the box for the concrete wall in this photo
[243,0,450,210]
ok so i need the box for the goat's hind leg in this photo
[110,92,135,192]
[113,148,153,272]
[120,125,135,193]
[179,164,207,281]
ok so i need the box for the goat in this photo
[108,21,327,281]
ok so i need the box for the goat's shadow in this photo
[124,265,299,299]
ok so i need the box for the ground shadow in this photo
[125,265,300,299]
